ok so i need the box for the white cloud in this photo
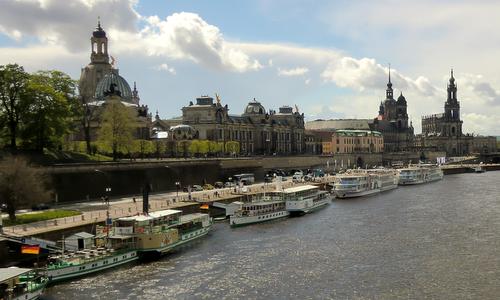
[0,1,498,135]
[156,63,176,74]
[126,12,262,72]
[321,57,438,96]
[278,67,309,77]
[0,0,139,51]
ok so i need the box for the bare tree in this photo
[0,156,51,221]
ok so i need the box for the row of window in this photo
[257,212,285,220]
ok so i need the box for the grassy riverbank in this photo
[2,210,82,226]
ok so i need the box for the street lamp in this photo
[95,169,112,237]
[94,169,112,199]
[175,181,181,197]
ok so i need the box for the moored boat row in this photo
[332,165,444,198]
[230,185,332,227]
[44,209,212,284]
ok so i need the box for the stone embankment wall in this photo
[45,152,441,202]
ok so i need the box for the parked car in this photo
[214,182,224,189]
[203,184,214,190]
[292,173,303,183]
[303,174,313,182]
[192,185,204,192]
[264,175,273,183]
[224,182,236,188]
[32,203,51,211]
[289,169,303,176]
[312,169,325,177]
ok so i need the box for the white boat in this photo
[0,267,47,300]
[284,185,331,215]
[333,169,398,199]
[366,169,399,191]
[230,193,289,227]
[398,164,443,185]
[46,242,138,283]
[473,164,486,173]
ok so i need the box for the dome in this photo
[94,71,133,102]
[93,21,106,38]
[169,124,197,140]
[397,92,407,105]
[244,99,266,115]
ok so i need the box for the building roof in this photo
[69,232,95,239]
[179,213,208,223]
[306,119,371,130]
[0,268,32,283]
[244,99,266,115]
[94,70,133,102]
[334,129,382,137]
[282,185,319,193]
[118,209,182,222]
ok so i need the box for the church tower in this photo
[383,66,397,120]
[90,18,109,65]
[79,18,112,102]
[443,69,462,137]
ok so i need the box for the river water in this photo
[45,172,500,299]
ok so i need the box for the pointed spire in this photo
[133,81,137,92]
[388,63,392,84]
[97,16,102,30]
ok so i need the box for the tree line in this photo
[0,64,79,152]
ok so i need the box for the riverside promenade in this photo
[2,176,334,238]
[3,163,497,238]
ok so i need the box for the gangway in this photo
[0,233,61,252]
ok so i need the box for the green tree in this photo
[198,140,210,156]
[226,141,240,155]
[97,100,136,161]
[21,71,76,151]
[0,156,51,221]
[0,64,29,151]
[189,140,201,156]
[154,140,165,159]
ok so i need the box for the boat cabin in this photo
[0,268,45,299]
[64,232,95,251]
[112,209,182,236]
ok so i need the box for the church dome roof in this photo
[94,70,132,102]
[244,99,266,115]
[169,124,197,140]
[93,21,106,38]
[397,92,407,105]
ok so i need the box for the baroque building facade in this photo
[74,20,152,142]
[417,70,496,156]
[370,69,415,152]
[154,96,307,155]
[324,130,384,154]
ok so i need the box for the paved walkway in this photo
[2,177,335,237]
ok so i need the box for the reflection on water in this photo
[46,172,500,299]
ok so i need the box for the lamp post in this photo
[165,165,181,198]
[175,181,181,197]
[95,169,112,237]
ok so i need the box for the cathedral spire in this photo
[386,64,393,100]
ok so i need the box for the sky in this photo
[0,0,499,135]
